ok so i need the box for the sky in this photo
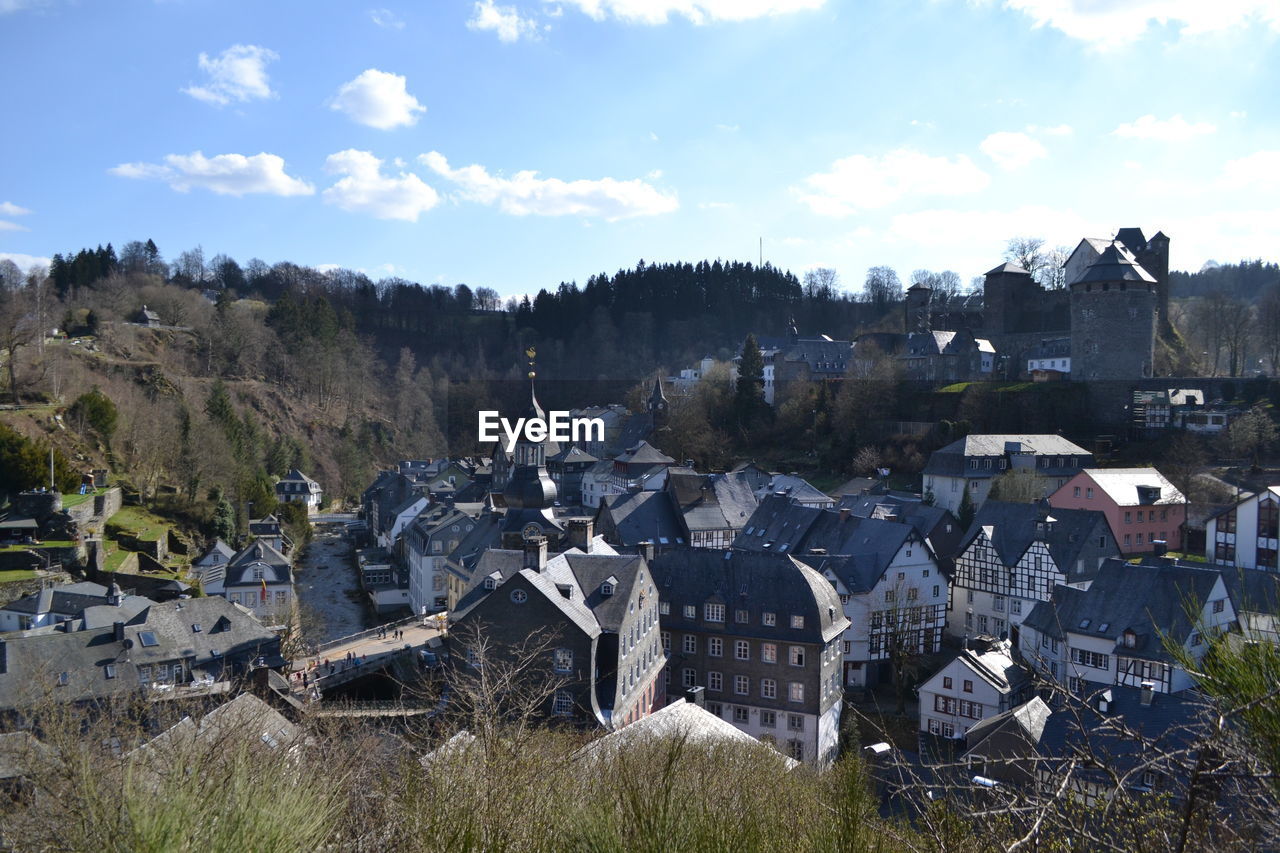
[1,0,1278,298]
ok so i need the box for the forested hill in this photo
[36,245,902,380]
[1170,259,1280,300]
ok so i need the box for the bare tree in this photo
[0,285,36,402]
[1004,236,1046,278]
[804,267,840,300]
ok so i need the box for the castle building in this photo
[1069,244,1158,381]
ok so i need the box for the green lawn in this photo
[0,569,37,583]
[0,540,75,553]
[106,506,169,542]
[62,486,109,510]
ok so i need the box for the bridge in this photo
[290,613,448,693]
[309,699,439,718]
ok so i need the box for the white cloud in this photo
[1002,0,1280,47]
[715,123,740,132]
[698,201,734,210]
[0,201,31,216]
[979,131,1048,170]
[109,151,314,196]
[0,221,28,232]
[0,252,51,272]
[1114,114,1216,141]
[467,0,539,42]
[420,151,678,220]
[182,44,278,106]
[1230,110,1248,119]
[0,0,48,14]
[909,119,936,130]
[1220,151,1280,191]
[796,149,990,216]
[1028,123,1073,136]
[369,8,405,29]
[330,69,426,130]
[322,149,440,221]
[556,0,826,24]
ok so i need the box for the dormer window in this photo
[483,576,498,591]
[601,581,615,596]
[1123,630,1136,648]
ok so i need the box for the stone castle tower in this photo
[1069,244,1157,381]
[905,282,932,333]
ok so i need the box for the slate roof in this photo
[194,539,235,568]
[0,596,281,710]
[985,262,1030,276]
[757,474,833,506]
[732,493,825,553]
[925,435,1093,480]
[1221,566,1280,616]
[598,490,685,547]
[1022,558,1222,661]
[1072,468,1183,507]
[575,698,799,770]
[548,445,599,465]
[800,518,919,595]
[1075,244,1157,285]
[615,441,675,466]
[224,540,292,587]
[964,695,1050,756]
[649,550,849,643]
[1,581,112,617]
[666,471,759,534]
[959,500,1110,576]
[279,468,319,486]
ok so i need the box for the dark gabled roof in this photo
[0,597,280,711]
[798,518,919,594]
[445,512,503,580]
[732,493,824,553]
[958,500,1111,575]
[547,444,598,465]
[985,262,1030,276]
[1,582,114,617]
[1035,684,1206,784]
[1074,244,1157,285]
[609,413,655,458]
[1023,559,1223,660]
[650,550,849,643]
[924,434,1092,478]
[666,471,758,534]
[599,490,685,547]
[964,695,1051,756]
[1114,227,1147,255]
[279,468,318,485]
[840,493,950,538]
[615,441,675,466]
[1220,566,1280,615]
[224,540,291,587]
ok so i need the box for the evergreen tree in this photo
[211,496,236,542]
[957,488,975,531]
[734,334,768,435]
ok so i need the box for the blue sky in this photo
[1,0,1277,297]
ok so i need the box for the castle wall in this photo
[1071,282,1156,381]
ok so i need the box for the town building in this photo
[275,469,322,514]
[649,550,850,765]
[917,640,1027,740]
[0,581,151,633]
[948,501,1119,646]
[922,434,1094,515]
[404,503,479,615]
[451,536,663,730]
[1019,557,1235,695]
[207,540,294,622]
[1049,468,1185,554]
[1207,486,1280,570]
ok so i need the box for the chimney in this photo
[684,684,705,707]
[1151,539,1167,558]
[839,508,851,522]
[1098,688,1112,714]
[1140,680,1155,707]
[638,540,655,563]
[567,519,594,551]
[684,459,695,469]
[523,536,548,572]
[113,621,125,643]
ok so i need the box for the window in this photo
[789,682,804,703]
[706,702,723,717]
[708,637,723,657]
[1073,486,1081,497]
[705,603,725,622]
[660,601,670,615]
[843,641,851,655]
[761,678,777,699]
[708,671,723,691]
[682,668,696,688]
[1010,598,1022,615]
[788,713,805,731]
[735,640,749,660]
[661,631,670,653]
[104,664,116,679]
[137,665,152,684]
[553,648,573,673]
[1070,648,1110,670]
[791,614,804,629]
[994,594,1005,612]
[510,589,527,603]
[553,690,574,715]
[1191,632,1202,647]
[1125,511,1132,524]
[483,576,497,591]
[683,605,696,619]
[735,608,748,623]
[1124,534,1131,546]
[943,676,953,689]
[1212,599,1225,614]
[735,675,749,695]
[733,706,749,724]
[762,611,776,626]
[683,635,696,654]
[138,631,159,648]
[907,588,918,601]
[962,679,973,693]
[760,710,777,728]
[762,643,777,664]
[932,585,940,598]
[789,646,805,666]
[884,589,896,603]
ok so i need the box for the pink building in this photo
[1049,468,1185,555]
